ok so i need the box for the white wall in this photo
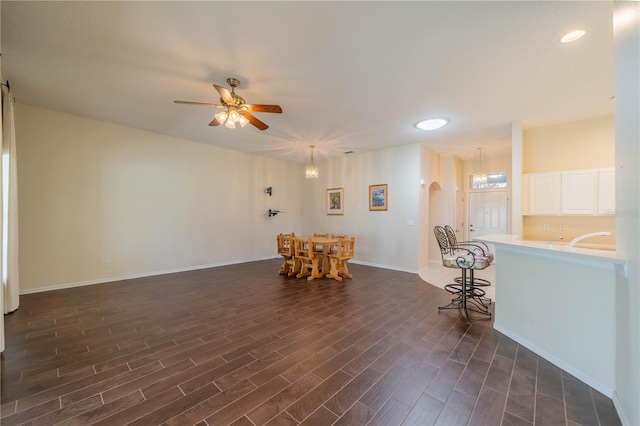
[511,122,523,237]
[428,155,460,264]
[523,116,615,174]
[420,145,442,270]
[16,104,439,291]
[16,103,303,292]
[438,156,458,229]
[301,144,422,272]
[613,2,640,424]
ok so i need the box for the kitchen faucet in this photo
[567,231,611,247]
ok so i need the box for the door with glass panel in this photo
[468,190,509,240]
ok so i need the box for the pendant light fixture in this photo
[305,145,318,179]
[472,147,488,186]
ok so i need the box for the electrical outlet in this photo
[104,260,111,269]
[543,224,549,230]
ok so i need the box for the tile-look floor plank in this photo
[247,373,324,425]
[402,393,445,426]
[535,392,567,425]
[434,389,476,426]
[505,370,536,423]
[391,362,438,407]
[1,259,621,425]
[324,367,382,416]
[367,397,411,426]
[286,370,353,422]
[425,359,466,402]
[467,386,507,426]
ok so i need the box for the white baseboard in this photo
[21,257,419,295]
[493,322,613,398]
[611,391,631,426]
[19,256,279,295]
[349,259,418,274]
[419,260,445,275]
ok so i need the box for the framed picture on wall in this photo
[326,188,344,215]
[369,184,388,211]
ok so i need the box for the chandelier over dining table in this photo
[306,145,318,179]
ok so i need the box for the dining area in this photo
[276,233,355,282]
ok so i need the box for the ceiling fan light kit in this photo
[174,77,282,131]
[216,107,249,128]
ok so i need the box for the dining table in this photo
[297,235,338,280]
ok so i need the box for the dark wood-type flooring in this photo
[1,259,621,425]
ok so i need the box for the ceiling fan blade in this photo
[213,84,233,103]
[242,111,269,131]
[174,100,225,108]
[246,104,283,114]
[208,117,221,126]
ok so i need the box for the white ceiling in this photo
[1,1,614,162]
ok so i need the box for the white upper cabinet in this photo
[598,168,616,215]
[561,169,598,215]
[524,168,614,216]
[525,172,562,215]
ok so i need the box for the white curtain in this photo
[1,87,19,353]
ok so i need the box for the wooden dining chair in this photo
[312,232,331,253]
[326,237,355,281]
[294,237,323,280]
[276,232,295,275]
[328,234,348,254]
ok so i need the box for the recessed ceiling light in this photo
[560,29,586,43]
[416,118,449,131]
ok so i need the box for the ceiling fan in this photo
[174,78,282,131]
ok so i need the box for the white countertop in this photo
[475,234,626,264]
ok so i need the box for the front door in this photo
[468,190,509,238]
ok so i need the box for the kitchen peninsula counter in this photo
[477,233,624,264]
[475,234,626,398]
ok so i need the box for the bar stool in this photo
[443,225,493,308]
[434,226,492,322]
